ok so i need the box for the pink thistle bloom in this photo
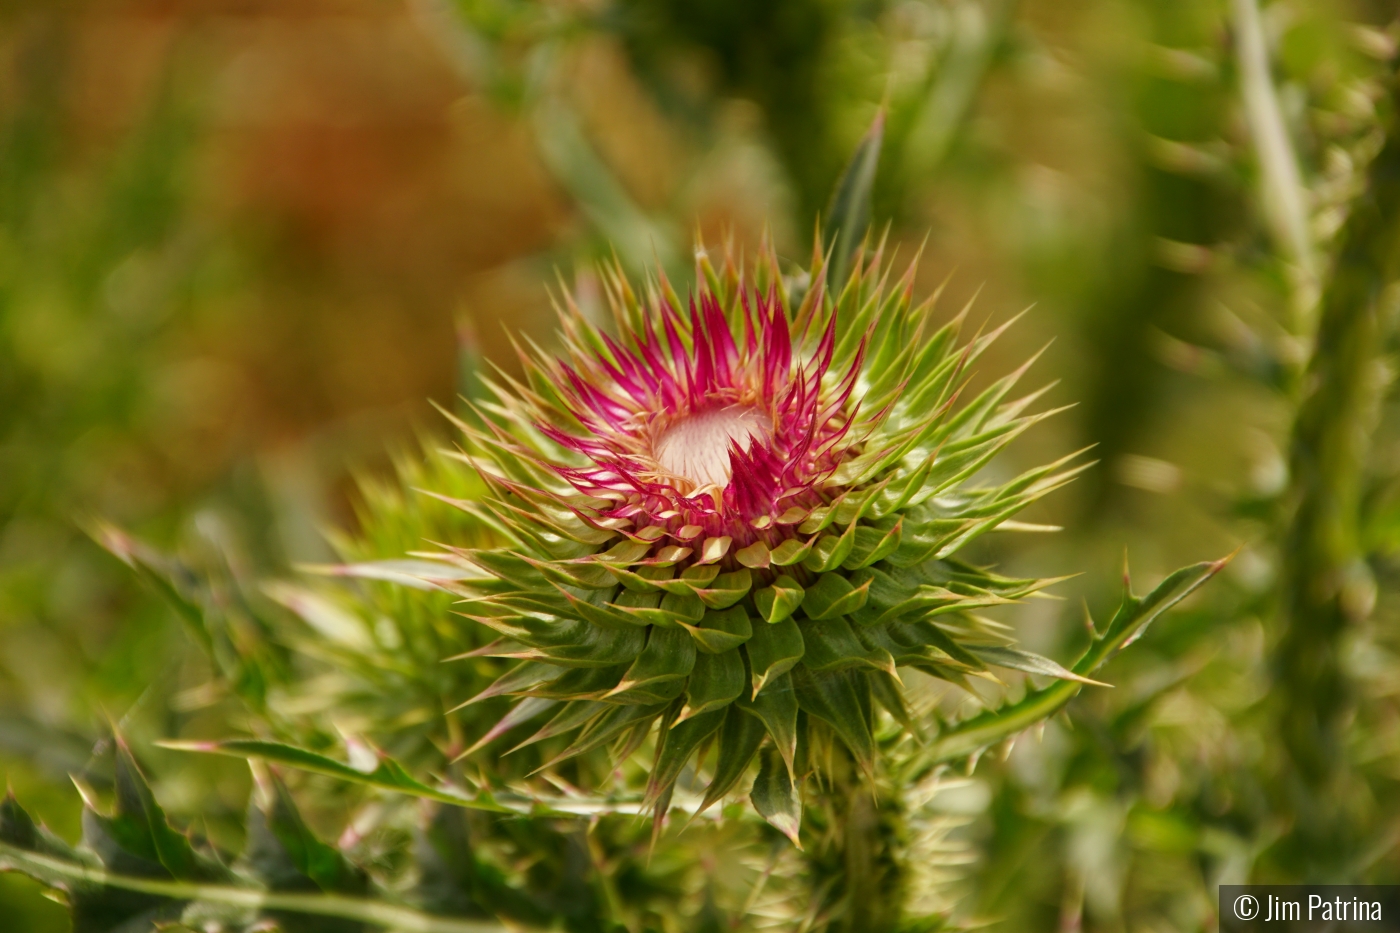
[538,286,866,558]
[444,238,1087,830]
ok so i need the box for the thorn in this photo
[1082,598,1097,639]
[1122,546,1132,591]
[1211,545,1244,574]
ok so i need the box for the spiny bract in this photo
[433,237,1088,829]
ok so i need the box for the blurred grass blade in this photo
[822,110,884,290]
[1232,0,1318,322]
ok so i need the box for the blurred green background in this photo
[2,0,1399,929]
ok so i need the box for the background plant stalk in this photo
[1274,67,1400,874]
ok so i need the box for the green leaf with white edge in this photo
[160,739,524,813]
[822,110,884,291]
[680,649,745,721]
[754,576,805,624]
[745,617,805,697]
[296,559,489,591]
[157,738,653,819]
[801,573,871,620]
[966,645,1109,686]
[700,705,767,813]
[739,674,799,777]
[791,665,876,778]
[750,745,802,848]
[902,555,1229,780]
[678,605,753,654]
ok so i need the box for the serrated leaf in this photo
[745,617,805,697]
[754,576,806,624]
[91,740,209,882]
[903,556,1227,779]
[699,706,767,813]
[750,746,802,848]
[244,774,368,904]
[414,805,549,926]
[680,650,745,721]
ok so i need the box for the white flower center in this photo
[654,406,769,489]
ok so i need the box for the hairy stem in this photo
[809,750,908,933]
[1274,67,1400,872]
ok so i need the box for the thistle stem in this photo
[805,745,908,932]
[1274,67,1400,873]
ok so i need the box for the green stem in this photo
[806,745,908,933]
[1274,67,1400,870]
[0,841,517,933]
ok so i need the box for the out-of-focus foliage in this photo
[4,0,1400,930]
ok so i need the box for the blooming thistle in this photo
[440,238,1090,837]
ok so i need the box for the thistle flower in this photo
[443,238,1087,832]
